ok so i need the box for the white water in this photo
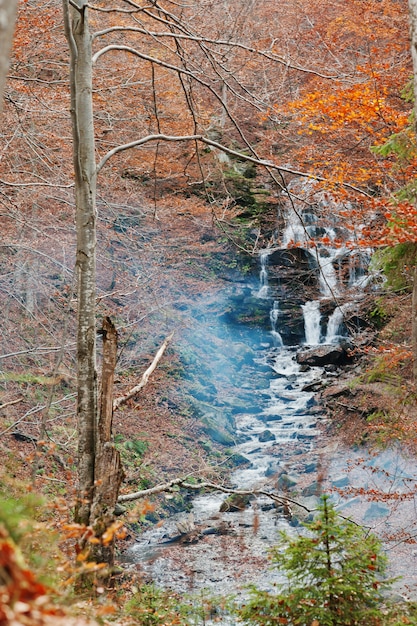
[301,300,321,345]
[279,199,373,345]
[270,300,283,347]
[325,304,350,344]
[317,249,340,297]
[258,250,269,298]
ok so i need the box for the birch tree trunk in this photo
[62,0,98,526]
[0,0,17,115]
[409,0,417,381]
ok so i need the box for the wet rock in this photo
[296,344,351,367]
[302,379,324,392]
[219,493,253,512]
[363,502,390,521]
[262,414,283,422]
[201,417,236,446]
[277,472,298,490]
[293,431,316,441]
[306,397,317,409]
[226,452,251,467]
[304,462,317,474]
[230,403,262,415]
[302,481,321,497]
[324,364,339,372]
[265,462,278,477]
[259,501,276,512]
[258,429,276,442]
[332,475,350,489]
[321,384,352,399]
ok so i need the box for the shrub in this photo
[237,496,392,626]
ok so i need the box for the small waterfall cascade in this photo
[270,300,283,347]
[281,206,307,247]
[317,246,340,298]
[348,249,372,289]
[301,300,322,345]
[258,250,269,298]
[257,250,284,345]
[276,183,372,346]
[325,303,352,344]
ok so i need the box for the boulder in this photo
[219,493,253,512]
[277,472,298,490]
[296,344,351,367]
[363,502,390,521]
[302,481,321,497]
[331,475,350,489]
[258,429,276,442]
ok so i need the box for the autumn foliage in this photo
[0,523,92,626]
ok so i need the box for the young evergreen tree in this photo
[238,496,392,626]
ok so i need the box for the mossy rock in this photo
[202,423,235,446]
[219,493,253,512]
[225,451,251,467]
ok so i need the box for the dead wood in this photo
[113,331,174,410]
[0,398,23,411]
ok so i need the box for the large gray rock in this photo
[296,344,350,367]
[258,429,276,442]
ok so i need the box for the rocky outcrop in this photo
[296,343,353,367]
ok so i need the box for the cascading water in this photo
[270,300,283,347]
[301,300,321,345]
[123,185,417,603]
[325,304,347,344]
[258,250,269,298]
[277,185,370,346]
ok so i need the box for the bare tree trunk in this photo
[412,276,417,380]
[0,0,17,115]
[90,317,123,571]
[409,0,417,381]
[62,0,98,526]
[63,6,125,575]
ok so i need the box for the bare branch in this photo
[0,393,76,437]
[96,133,372,197]
[0,179,74,188]
[92,27,343,80]
[117,476,306,514]
[0,345,76,360]
[0,398,23,411]
[113,331,174,410]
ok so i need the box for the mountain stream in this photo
[123,190,417,602]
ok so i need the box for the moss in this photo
[371,243,417,293]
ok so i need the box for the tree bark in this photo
[413,264,417,382]
[62,0,98,526]
[0,0,17,115]
[409,1,417,381]
[90,317,123,570]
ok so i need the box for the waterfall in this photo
[325,304,351,344]
[317,250,339,297]
[281,208,306,246]
[257,252,283,347]
[279,183,373,346]
[348,250,372,289]
[301,300,321,345]
[270,300,283,347]
[258,251,269,298]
